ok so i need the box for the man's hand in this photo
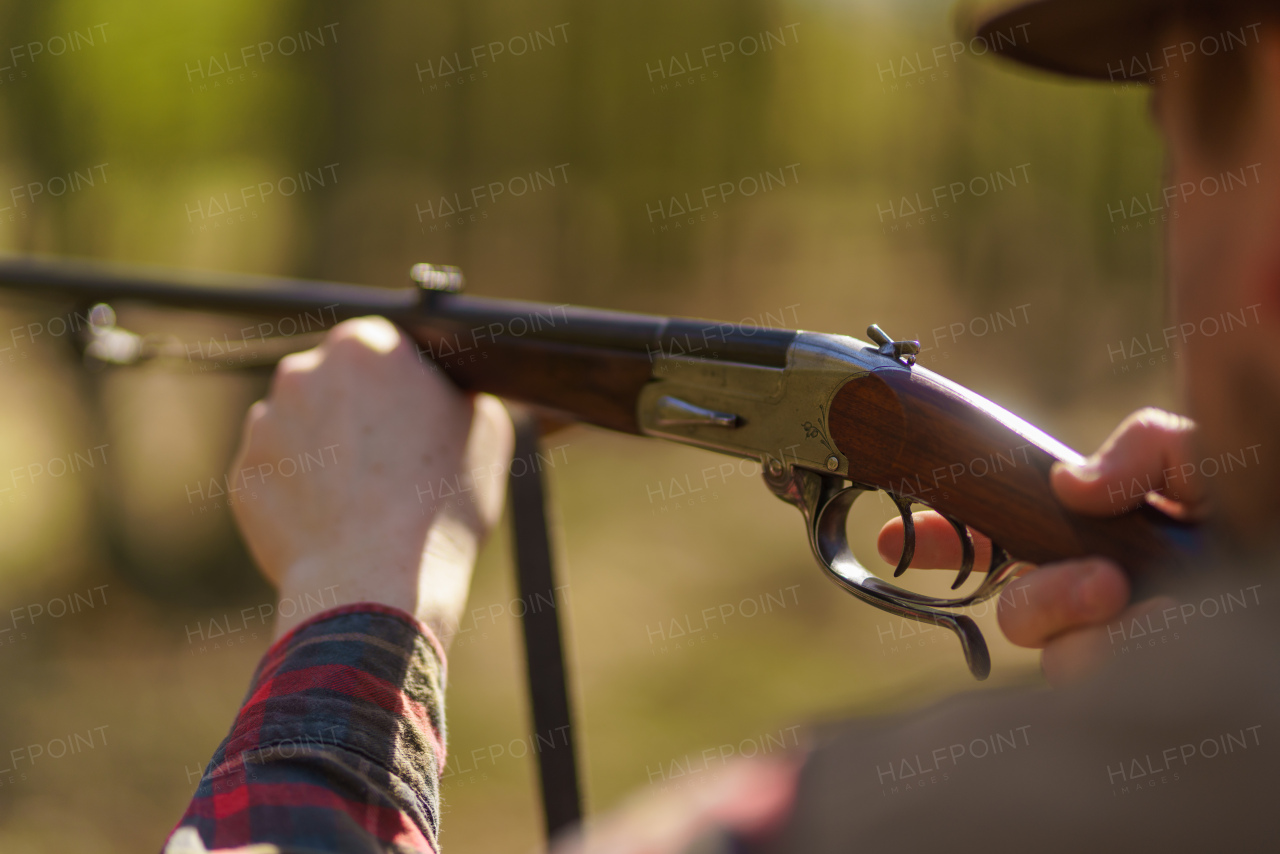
[877,408,1201,686]
[229,316,514,645]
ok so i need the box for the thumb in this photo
[1050,408,1202,516]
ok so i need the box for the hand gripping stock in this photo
[639,325,1200,680]
[800,331,1198,678]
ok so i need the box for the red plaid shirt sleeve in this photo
[163,603,449,854]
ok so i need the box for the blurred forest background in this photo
[0,0,1174,850]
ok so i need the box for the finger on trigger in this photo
[877,511,993,571]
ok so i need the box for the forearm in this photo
[166,604,448,853]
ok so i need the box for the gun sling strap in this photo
[508,409,583,839]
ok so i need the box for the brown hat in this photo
[970,0,1269,82]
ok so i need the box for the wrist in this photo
[271,517,479,645]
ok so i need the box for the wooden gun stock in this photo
[829,367,1197,580]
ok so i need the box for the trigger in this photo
[889,493,915,577]
[943,514,976,589]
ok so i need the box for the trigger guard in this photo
[764,465,1026,681]
[811,484,991,680]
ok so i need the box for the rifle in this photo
[0,253,1198,836]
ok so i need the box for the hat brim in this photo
[970,0,1170,82]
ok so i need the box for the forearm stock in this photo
[407,323,655,433]
[402,294,794,435]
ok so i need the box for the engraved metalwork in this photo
[637,331,898,477]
